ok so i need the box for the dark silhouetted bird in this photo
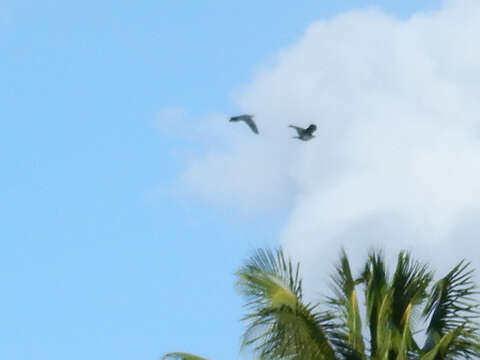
[229,114,259,134]
[289,124,317,141]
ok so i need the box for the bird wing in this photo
[305,124,317,135]
[288,125,304,136]
[244,117,259,134]
[230,114,251,121]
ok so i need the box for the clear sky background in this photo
[3,1,472,360]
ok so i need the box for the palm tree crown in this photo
[164,248,480,360]
[236,249,480,360]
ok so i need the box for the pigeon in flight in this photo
[229,114,259,134]
[289,124,317,141]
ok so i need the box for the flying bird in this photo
[289,124,317,141]
[229,114,259,134]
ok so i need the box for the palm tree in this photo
[163,248,480,360]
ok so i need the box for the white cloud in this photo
[163,0,480,291]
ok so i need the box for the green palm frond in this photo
[422,260,480,358]
[374,287,393,360]
[237,248,302,310]
[237,248,338,360]
[420,327,465,360]
[394,300,413,360]
[360,250,389,358]
[389,252,433,360]
[162,352,210,360]
[328,249,365,360]
[391,251,432,329]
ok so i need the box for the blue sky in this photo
[0,1,447,360]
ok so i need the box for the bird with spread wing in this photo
[289,124,317,141]
[229,114,259,134]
